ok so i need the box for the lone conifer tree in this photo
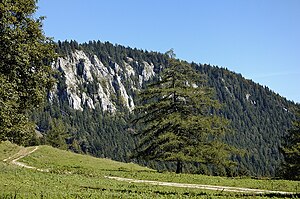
[133,55,233,173]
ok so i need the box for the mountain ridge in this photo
[32,40,299,177]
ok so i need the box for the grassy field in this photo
[0,141,299,198]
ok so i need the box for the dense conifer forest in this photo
[31,40,299,177]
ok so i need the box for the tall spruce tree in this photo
[133,56,234,173]
[280,109,300,180]
[0,0,56,145]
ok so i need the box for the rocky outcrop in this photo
[51,50,157,112]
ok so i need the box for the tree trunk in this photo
[176,160,183,174]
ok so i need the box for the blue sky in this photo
[36,0,300,103]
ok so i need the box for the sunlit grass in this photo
[0,141,21,160]
[0,142,299,198]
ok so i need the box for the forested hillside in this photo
[31,40,299,177]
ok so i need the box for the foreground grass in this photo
[0,141,21,160]
[0,142,299,198]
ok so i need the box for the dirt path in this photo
[105,176,295,195]
[2,148,296,195]
[3,146,48,172]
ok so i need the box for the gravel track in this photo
[3,146,49,172]
[105,176,296,195]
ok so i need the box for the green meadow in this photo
[0,141,299,198]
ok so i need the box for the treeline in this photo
[31,102,137,162]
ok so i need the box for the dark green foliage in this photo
[44,118,68,150]
[198,65,298,176]
[280,109,300,180]
[0,0,56,145]
[56,40,81,56]
[31,99,137,162]
[133,58,235,173]
[76,59,85,77]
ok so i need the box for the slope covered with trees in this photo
[280,109,300,180]
[31,40,299,177]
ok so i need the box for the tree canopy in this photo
[133,57,234,173]
[0,0,56,145]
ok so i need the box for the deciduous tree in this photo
[0,0,56,145]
